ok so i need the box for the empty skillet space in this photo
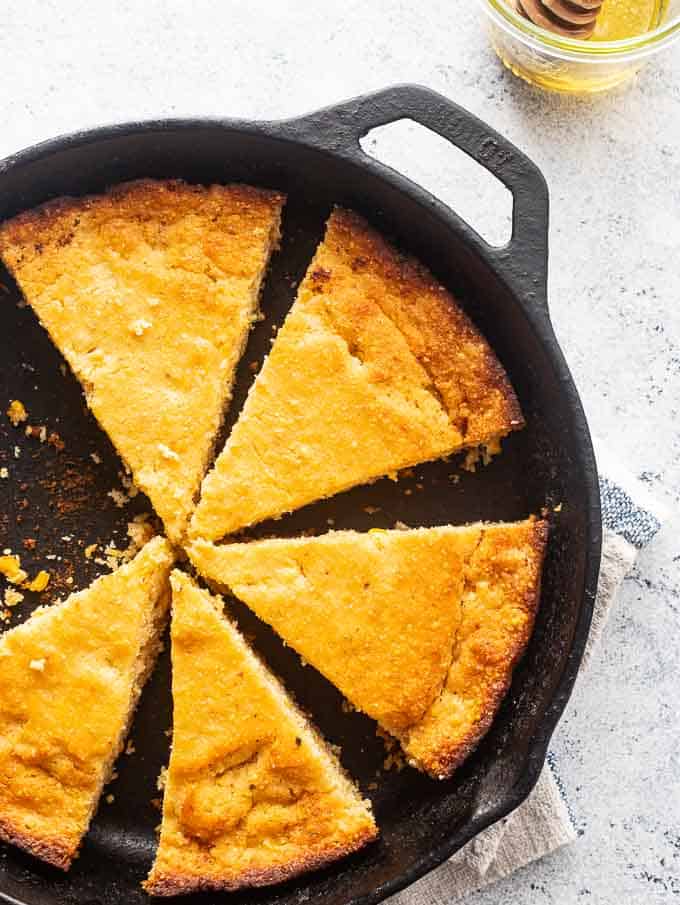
[0,115,597,905]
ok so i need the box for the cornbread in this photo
[188,518,547,779]
[0,180,285,543]
[189,529,480,734]
[145,572,377,896]
[190,208,522,541]
[0,537,174,868]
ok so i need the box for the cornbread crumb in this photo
[376,728,405,771]
[6,400,27,426]
[156,765,166,788]
[462,448,480,472]
[13,446,20,459]
[47,431,65,451]
[29,658,46,672]
[126,740,137,756]
[554,502,563,513]
[105,794,115,804]
[158,443,180,462]
[3,588,24,608]
[120,472,139,498]
[108,488,129,508]
[24,424,48,443]
[130,318,152,336]
[90,452,102,465]
[84,544,98,559]
[0,555,28,586]
[105,546,127,570]
[0,468,8,479]
[126,514,155,555]
[24,571,50,593]
[462,438,502,473]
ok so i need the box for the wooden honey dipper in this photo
[513,0,603,38]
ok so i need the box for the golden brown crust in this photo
[0,179,285,543]
[326,208,524,442]
[401,518,549,779]
[145,827,377,896]
[0,179,284,259]
[0,816,73,870]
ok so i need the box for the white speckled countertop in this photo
[2,2,679,901]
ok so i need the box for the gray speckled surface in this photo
[2,2,679,901]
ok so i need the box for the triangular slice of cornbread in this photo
[189,208,522,541]
[190,528,481,735]
[188,518,547,780]
[0,536,174,869]
[145,571,376,896]
[0,180,285,542]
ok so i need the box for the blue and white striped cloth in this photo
[392,456,664,904]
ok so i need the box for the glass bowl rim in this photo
[477,0,680,58]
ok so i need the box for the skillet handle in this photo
[283,84,549,313]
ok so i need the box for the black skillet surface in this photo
[0,86,601,905]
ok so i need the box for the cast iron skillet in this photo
[0,85,601,905]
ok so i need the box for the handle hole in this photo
[360,119,513,248]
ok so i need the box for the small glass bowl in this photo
[477,0,680,94]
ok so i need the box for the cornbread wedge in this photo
[0,537,174,869]
[145,572,377,896]
[190,208,522,541]
[0,180,285,542]
[188,518,547,779]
